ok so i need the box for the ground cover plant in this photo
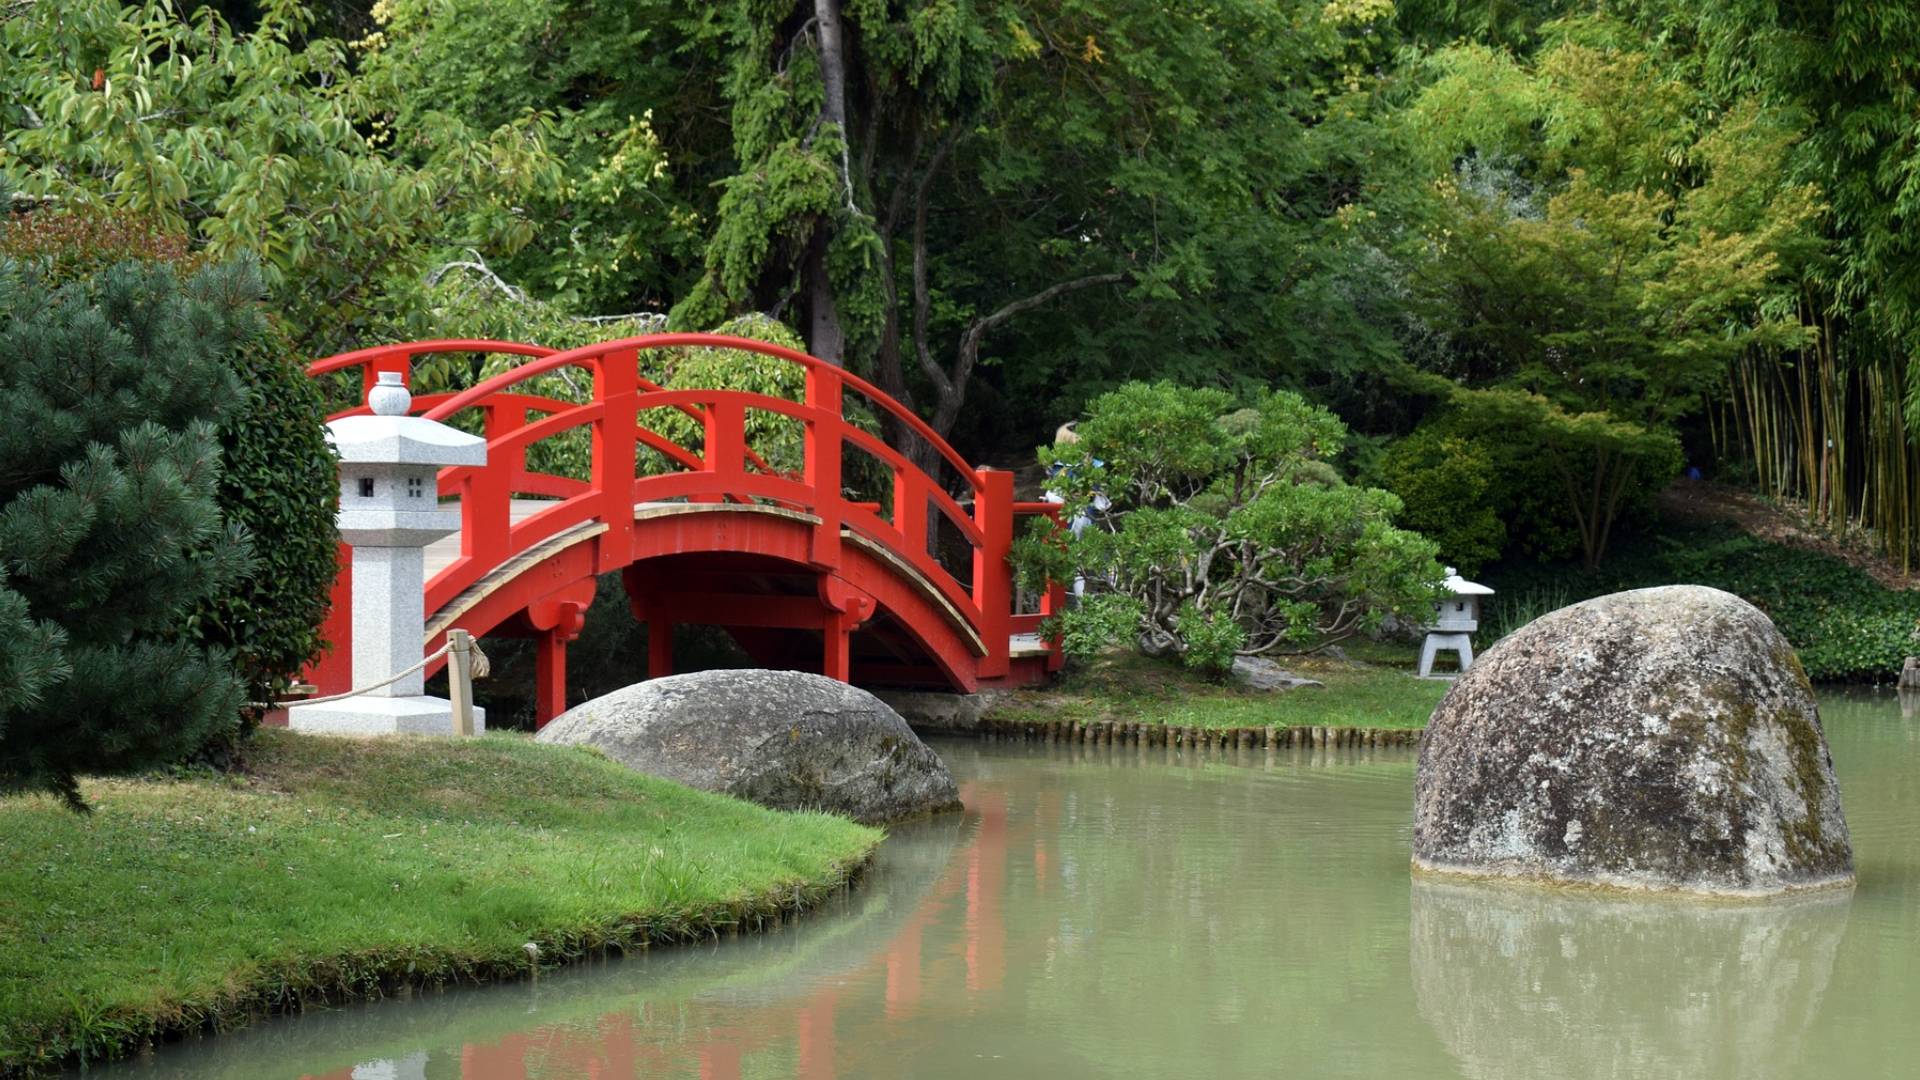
[1486,520,1920,683]
[0,729,879,1075]
[986,647,1448,732]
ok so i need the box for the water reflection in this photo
[1411,879,1850,1080]
[86,703,1920,1080]
[103,812,969,1080]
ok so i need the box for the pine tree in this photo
[0,258,257,808]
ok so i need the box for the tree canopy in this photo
[8,0,1920,566]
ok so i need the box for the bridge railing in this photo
[310,334,1017,673]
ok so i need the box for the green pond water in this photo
[91,691,1920,1079]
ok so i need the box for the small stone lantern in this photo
[289,373,488,735]
[1418,567,1494,678]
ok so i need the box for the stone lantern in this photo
[1418,567,1494,678]
[289,372,487,735]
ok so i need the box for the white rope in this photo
[251,640,458,710]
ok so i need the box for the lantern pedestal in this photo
[1417,632,1476,679]
[288,371,487,736]
[1418,566,1494,679]
[288,694,485,736]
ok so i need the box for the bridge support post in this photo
[526,596,590,728]
[535,631,569,727]
[819,578,876,683]
[648,619,674,679]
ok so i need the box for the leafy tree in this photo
[353,0,701,318]
[1395,24,1818,566]
[665,0,1414,454]
[0,258,258,808]
[0,0,559,351]
[1018,383,1443,677]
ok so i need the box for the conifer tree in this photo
[0,258,256,808]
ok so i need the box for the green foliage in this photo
[1175,605,1247,681]
[1445,389,1683,568]
[1648,1,1920,418]
[388,280,839,485]
[1,0,561,350]
[645,314,813,476]
[1491,522,1920,683]
[196,321,339,715]
[355,0,696,316]
[1043,594,1146,666]
[1391,19,1816,566]
[0,258,259,806]
[1026,382,1444,664]
[1373,424,1505,574]
[1479,582,1575,642]
[4,207,340,730]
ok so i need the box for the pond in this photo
[91,691,1920,1079]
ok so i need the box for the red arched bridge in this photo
[305,334,1063,725]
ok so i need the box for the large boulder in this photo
[1413,585,1853,896]
[535,669,961,823]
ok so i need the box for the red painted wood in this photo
[648,619,673,679]
[535,632,568,724]
[972,469,1016,679]
[303,333,1056,704]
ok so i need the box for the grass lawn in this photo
[0,729,880,1077]
[987,645,1451,731]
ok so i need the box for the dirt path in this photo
[1657,480,1919,590]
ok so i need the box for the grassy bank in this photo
[987,647,1449,731]
[0,730,880,1077]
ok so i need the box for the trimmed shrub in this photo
[1374,424,1505,574]
[1378,408,1669,568]
[194,320,339,715]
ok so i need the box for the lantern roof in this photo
[327,373,486,467]
[1441,567,1495,596]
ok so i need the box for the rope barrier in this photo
[251,637,489,710]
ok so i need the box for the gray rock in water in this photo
[1230,655,1325,692]
[871,688,1008,733]
[536,669,962,824]
[1413,585,1853,897]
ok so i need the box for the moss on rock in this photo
[1412,585,1854,896]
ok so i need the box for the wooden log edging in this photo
[919,714,1424,751]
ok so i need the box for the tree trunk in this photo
[804,0,851,365]
[807,241,845,366]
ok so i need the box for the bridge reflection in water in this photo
[288,779,1016,1080]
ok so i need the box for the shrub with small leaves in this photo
[1021,381,1445,667]
[1043,594,1147,666]
[1175,604,1247,680]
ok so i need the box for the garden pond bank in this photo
[84,688,1920,1079]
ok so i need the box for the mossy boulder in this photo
[1413,585,1853,896]
[536,670,962,824]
